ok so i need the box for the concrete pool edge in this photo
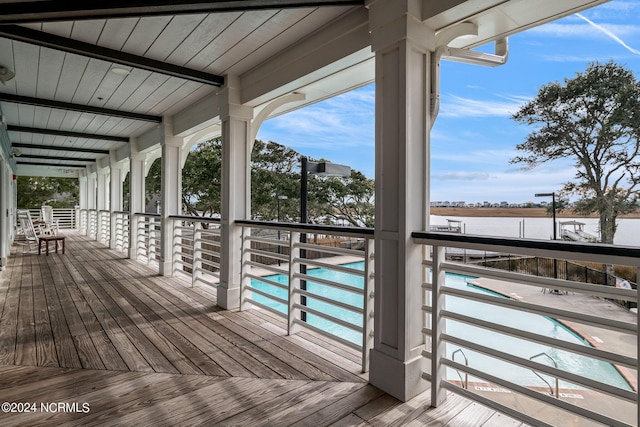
[468,277,638,393]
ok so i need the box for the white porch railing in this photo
[168,215,221,286]
[414,231,639,427]
[237,220,375,372]
[97,210,110,244]
[113,211,130,252]
[27,207,77,229]
[133,213,161,264]
[87,209,97,238]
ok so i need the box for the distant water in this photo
[430,215,640,247]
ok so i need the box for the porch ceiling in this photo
[0,0,610,176]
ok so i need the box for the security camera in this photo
[0,66,15,84]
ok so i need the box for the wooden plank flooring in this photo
[0,233,525,426]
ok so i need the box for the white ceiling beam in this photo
[15,164,80,178]
[172,94,222,137]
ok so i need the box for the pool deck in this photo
[468,276,637,426]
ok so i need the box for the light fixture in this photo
[0,65,15,84]
[110,67,131,76]
[11,147,22,158]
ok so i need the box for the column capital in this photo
[367,0,435,53]
[218,76,253,121]
[160,117,184,148]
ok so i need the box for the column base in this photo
[369,348,428,402]
[217,285,240,310]
[159,260,173,276]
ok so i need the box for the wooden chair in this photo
[17,209,65,255]
[40,205,59,235]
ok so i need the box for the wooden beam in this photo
[17,154,97,162]
[0,25,224,86]
[15,160,88,169]
[11,143,110,155]
[0,93,162,122]
[8,125,129,143]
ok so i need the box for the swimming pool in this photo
[249,262,632,391]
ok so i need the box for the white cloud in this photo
[439,94,529,118]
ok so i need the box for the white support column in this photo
[159,118,183,276]
[128,140,146,260]
[219,76,252,310]
[109,151,124,249]
[96,168,109,242]
[87,170,97,237]
[367,0,433,402]
[78,171,88,233]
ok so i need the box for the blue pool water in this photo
[250,262,632,391]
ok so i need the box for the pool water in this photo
[249,262,632,391]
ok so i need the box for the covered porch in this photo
[0,0,637,425]
[0,232,520,426]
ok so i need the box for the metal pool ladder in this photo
[452,349,469,389]
[529,352,559,397]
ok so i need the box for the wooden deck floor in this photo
[0,233,523,426]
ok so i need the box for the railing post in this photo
[361,237,375,373]
[192,221,202,288]
[240,225,251,311]
[288,231,301,335]
[431,245,447,407]
[110,211,117,249]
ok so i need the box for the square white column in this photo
[128,140,146,260]
[159,118,183,276]
[218,76,252,310]
[367,0,434,402]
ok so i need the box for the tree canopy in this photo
[511,61,640,244]
[178,138,375,227]
[16,176,78,208]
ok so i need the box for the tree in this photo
[251,140,300,221]
[511,61,640,244]
[310,170,375,227]
[182,139,222,216]
[16,176,79,208]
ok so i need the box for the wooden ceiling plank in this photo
[54,54,90,103]
[213,8,310,73]
[36,47,66,100]
[226,6,340,75]
[164,12,242,67]
[17,103,36,128]
[70,58,111,105]
[70,19,106,45]
[121,15,173,56]
[42,21,73,38]
[144,14,209,62]
[34,105,55,131]
[13,41,40,98]
[117,73,170,113]
[45,107,67,129]
[101,68,152,111]
[185,10,278,71]
[98,17,140,51]
[0,1,363,24]
[147,80,202,115]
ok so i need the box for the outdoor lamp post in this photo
[300,156,351,321]
[535,192,558,280]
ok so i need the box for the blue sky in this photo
[257,0,640,204]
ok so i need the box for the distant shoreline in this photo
[431,207,640,219]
